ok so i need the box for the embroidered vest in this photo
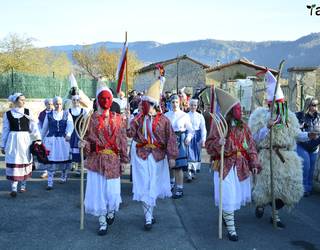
[7,109,30,132]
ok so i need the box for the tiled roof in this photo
[206,58,278,75]
[137,55,210,73]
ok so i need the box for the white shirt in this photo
[165,109,194,142]
[1,107,41,148]
[41,110,74,139]
[70,106,88,117]
[188,111,207,142]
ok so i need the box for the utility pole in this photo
[176,55,179,94]
[11,67,14,87]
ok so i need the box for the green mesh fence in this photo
[0,72,126,99]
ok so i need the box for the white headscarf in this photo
[8,93,23,103]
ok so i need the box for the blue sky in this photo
[0,0,319,46]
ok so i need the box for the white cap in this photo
[265,70,284,103]
[8,93,23,102]
[96,79,112,98]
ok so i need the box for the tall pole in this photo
[176,55,179,94]
[125,31,128,100]
[11,67,14,87]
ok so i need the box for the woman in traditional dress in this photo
[69,93,87,172]
[165,94,194,199]
[186,99,207,181]
[41,96,74,190]
[1,93,41,197]
[37,98,53,179]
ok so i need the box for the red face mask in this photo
[232,103,242,120]
[98,90,113,110]
[141,100,150,115]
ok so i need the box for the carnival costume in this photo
[206,88,261,241]
[83,83,129,235]
[127,79,178,230]
[249,70,309,228]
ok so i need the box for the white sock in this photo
[170,178,175,189]
[223,211,237,236]
[187,170,192,179]
[107,210,115,219]
[11,181,18,192]
[99,215,107,230]
[176,184,183,189]
[271,210,281,222]
[61,169,68,181]
[48,171,54,187]
[20,181,26,190]
[196,162,201,171]
[142,202,153,224]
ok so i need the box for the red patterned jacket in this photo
[205,121,262,181]
[84,111,129,179]
[127,113,178,161]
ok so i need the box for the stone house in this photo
[287,67,320,112]
[206,58,278,84]
[206,58,278,112]
[133,55,210,94]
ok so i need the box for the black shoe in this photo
[152,218,156,224]
[144,222,152,231]
[269,218,285,229]
[46,186,53,191]
[10,191,17,198]
[255,206,264,218]
[172,189,183,199]
[186,177,192,183]
[98,227,107,236]
[106,214,115,225]
[304,192,311,197]
[227,232,238,241]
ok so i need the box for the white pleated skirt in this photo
[84,170,121,217]
[214,166,251,212]
[131,141,172,207]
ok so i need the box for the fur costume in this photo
[248,107,304,208]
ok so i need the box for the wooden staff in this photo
[210,112,228,239]
[269,60,285,228]
[74,110,93,230]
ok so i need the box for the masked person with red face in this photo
[79,83,129,236]
[205,88,261,241]
[127,80,178,231]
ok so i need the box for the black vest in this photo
[7,109,30,132]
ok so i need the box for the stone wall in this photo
[287,68,320,192]
[134,59,206,93]
[287,70,318,112]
